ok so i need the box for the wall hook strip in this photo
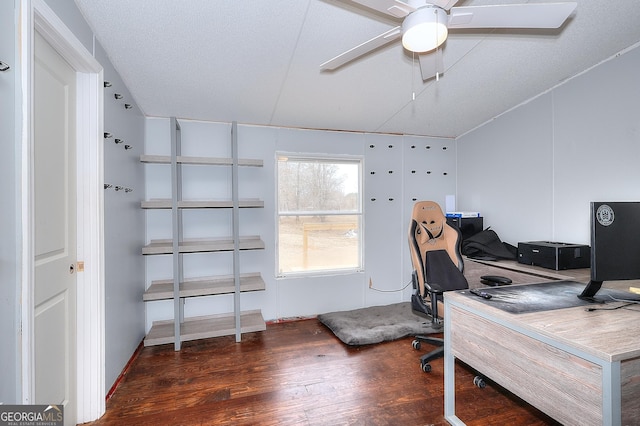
[105,184,133,192]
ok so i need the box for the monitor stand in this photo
[577,280,604,303]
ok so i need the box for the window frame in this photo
[275,152,364,277]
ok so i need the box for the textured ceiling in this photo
[74,0,640,138]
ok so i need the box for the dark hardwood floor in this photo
[87,319,559,425]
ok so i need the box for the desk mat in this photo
[461,281,640,314]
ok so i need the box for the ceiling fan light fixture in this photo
[402,7,448,53]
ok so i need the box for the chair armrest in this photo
[425,283,445,295]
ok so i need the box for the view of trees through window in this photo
[277,156,362,275]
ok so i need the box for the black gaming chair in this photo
[408,201,469,372]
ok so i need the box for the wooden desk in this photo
[444,286,640,426]
[465,257,640,295]
[465,257,592,283]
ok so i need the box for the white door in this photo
[33,30,77,426]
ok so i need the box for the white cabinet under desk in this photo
[444,285,640,426]
[141,118,266,350]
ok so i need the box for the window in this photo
[277,154,363,276]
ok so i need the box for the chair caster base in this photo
[473,375,486,388]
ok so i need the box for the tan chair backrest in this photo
[408,201,463,296]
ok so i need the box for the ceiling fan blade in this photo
[418,48,444,81]
[429,0,460,11]
[320,27,402,71]
[349,0,416,18]
[448,2,577,29]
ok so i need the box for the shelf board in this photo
[141,199,264,209]
[142,236,265,255]
[144,310,266,347]
[141,154,263,167]
[143,272,265,301]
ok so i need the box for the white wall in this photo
[143,118,457,325]
[0,0,19,404]
[457,44,640,247]
[97,43,146,392]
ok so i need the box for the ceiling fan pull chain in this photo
[412,51,416,101]
[435,11,441,82]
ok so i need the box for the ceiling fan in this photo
[320,0,577,80]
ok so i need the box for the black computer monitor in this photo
[578,201,640,302]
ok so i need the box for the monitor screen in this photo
[579,201,640,301]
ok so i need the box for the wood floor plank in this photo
[85,319,559,425]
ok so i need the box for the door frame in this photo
[20,0,105,422]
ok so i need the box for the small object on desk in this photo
[481,275,513,286]
[469,288,492,299]
[446,211,481,218]
[629,286,640,295]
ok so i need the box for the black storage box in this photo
[446,217,483,242]
[517,241,590,270]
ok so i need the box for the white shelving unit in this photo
[141,118,266,350]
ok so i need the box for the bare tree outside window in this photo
[277,155,362,275]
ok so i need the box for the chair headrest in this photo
[412,201,446,244]
[417,220,443,245]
